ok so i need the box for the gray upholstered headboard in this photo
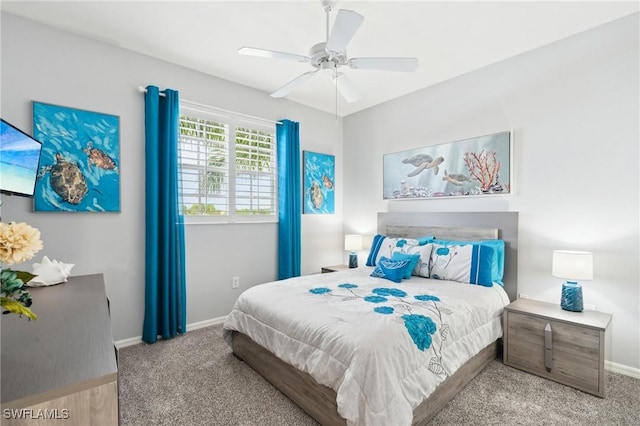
[377,211,518,302]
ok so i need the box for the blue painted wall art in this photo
[303,151,335,214]
[33,102,120,212]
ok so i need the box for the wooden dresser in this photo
[503,298,611,397]
[1,274,118,425]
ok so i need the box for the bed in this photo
[223,211,518,426]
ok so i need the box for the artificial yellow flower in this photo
[1,222,43,320]
[0,222,43,265]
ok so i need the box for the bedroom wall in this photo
[343,13,640,372]
[0,12,344,342]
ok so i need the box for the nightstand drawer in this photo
[503,299,611,397]
[506,312,600,394]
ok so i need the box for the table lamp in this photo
[552,250,593,312]
[344,235,362,268]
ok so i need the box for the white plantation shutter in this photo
[235,126,276,216]
[178,109,277,223]
[178,116,229,216]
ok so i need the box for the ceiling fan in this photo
[238,0,419,103]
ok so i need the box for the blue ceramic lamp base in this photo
[561,281,583,312]
[348,252,358,268]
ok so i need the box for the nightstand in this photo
[503,298,611,397]
[321,264,351,273]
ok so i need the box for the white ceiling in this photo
[2,1,638,116]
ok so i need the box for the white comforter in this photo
[223,267,510,426]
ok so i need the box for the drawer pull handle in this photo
[544,323,553,372]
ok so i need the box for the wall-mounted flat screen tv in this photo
[1,118,43,197]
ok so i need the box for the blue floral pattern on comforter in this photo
[309,284,450,376]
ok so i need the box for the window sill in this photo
[183,219,277,226]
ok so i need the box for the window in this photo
[178,107,277,223]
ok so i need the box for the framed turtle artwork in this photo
[32,101,120,212]
[382,130,512,200]
[303,151,335,214]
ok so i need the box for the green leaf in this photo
[15,271,37,284]
[1,297,38,320]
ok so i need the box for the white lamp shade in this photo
[552,250,593,281]
[344,234,363,252]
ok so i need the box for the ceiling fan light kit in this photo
[238,1,419,104]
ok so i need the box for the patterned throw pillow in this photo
[391,252,421,279]
[392,243,433,278]
[366,235,419,266]
[429,244,494,287]
[366,234,386,266]
[370,257,412,283]
[426,239,505,285]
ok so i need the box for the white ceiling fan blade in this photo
[348,57,419,72]
[326,9,364,53]
[331,73,361,103]
[271,71,319,98]
[238,47,309,63]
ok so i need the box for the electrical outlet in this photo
[232,276,240,289]
[518,293,529,299]
[584,304,597,311]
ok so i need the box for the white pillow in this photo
[392,243,433,277]
[374,237,419,265]
[429,244,495,286]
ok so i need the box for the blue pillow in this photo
[417,236,436,245]
[391,251,421,279]
[428,238,505,285]
[370,257,412,283]
[478,240,505,284]
[366,234,386,266]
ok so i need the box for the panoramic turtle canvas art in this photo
[33,102,120,212]
[383,131,511,200]
[303,151,335,214]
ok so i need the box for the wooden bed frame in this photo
[230,211,519,425]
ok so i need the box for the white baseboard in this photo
[186,316,227,331]
[114,315,227,349]
[605,360,640,379]
[114,335,143,349]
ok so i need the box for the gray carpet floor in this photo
[118,324,640,425]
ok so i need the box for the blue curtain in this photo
[276,119,301,279]
[142,85,186,343]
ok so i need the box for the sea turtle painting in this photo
[407,156,444,177]
[310,181,324,209]
[38,153,88,205]
[83,141,118,172]
[32,102,121,212]
[402,154,433,167]
[442,170,472,186]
